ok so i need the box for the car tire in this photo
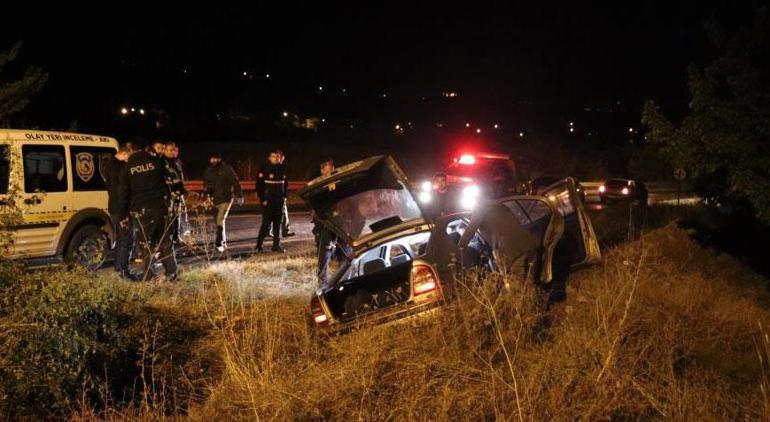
[65,224,109,271]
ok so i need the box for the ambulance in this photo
[0,129,118,269]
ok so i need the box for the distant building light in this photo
[436,122,443,128]
[265,73,271,79]
[318,86,324,91]
[569,127,575,133]
[442,91,459,98]
[569,121,574,126]
[628,127,634,133]
[519,132,524,137]
[395,124,401,130]
[321,118,326,123]
[382,93,388,98]
[243,71,248,76]
[494,124,499,129]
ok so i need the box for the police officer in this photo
[118,141,177,281]
[104,143,137,281]
[162,141,189,243]
[255,150,287,253]
[273,150,295,237]
[203,153,244,252]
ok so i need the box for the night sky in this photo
[1,2,761,143]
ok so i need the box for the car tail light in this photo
[310,296,329,325]
[458,154,476,165]
[412,264,439,296]
[621,187,629,195]
[598,185,606,193]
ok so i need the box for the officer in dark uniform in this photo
[104,143,137,281]
[118,142,177,281]
[255,150,288,253]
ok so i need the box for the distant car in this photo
[598,178,646,204]
[300,155,601,335]
[418,152,523,212]
[529,175,586,203]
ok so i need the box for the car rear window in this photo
[0,145,9,195]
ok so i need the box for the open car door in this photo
[540,177,601,267]
[497,196,564,283]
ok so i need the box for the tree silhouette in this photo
[643,8,770,223]
[0,42,48,126]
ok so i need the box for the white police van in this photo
[0,129,118,269]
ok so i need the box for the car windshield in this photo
[606,179,631,188]
[328,186,422,240]
[0,145,9,195]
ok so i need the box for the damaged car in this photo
[299,155,601,335]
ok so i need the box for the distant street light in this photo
[569,127,575,133]
[130,108,135,112]
[395,124,401,130]
[465,122,471,128]
[519,132,524,137]
[265,73,271,79]
[476,128,482,134]
[139,109,145,115]
[120,107,128,115]
[282,111,289,117]
[494,124,499,129]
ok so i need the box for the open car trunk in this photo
[324,260,413,320]
[299,155,425,255]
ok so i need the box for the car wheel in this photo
[65,225,109,271]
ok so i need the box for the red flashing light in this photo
[458,154,476,165]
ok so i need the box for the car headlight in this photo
[418,191,432,204]
[460,185,481,210]
[421,181,432,192]
[621,187,629,195]
[598,185,606,193]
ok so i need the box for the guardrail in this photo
[184,180,308,192]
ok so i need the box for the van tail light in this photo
[412,264,439,296]
[310,296,329,325]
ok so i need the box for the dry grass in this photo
[69,225,770,421]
